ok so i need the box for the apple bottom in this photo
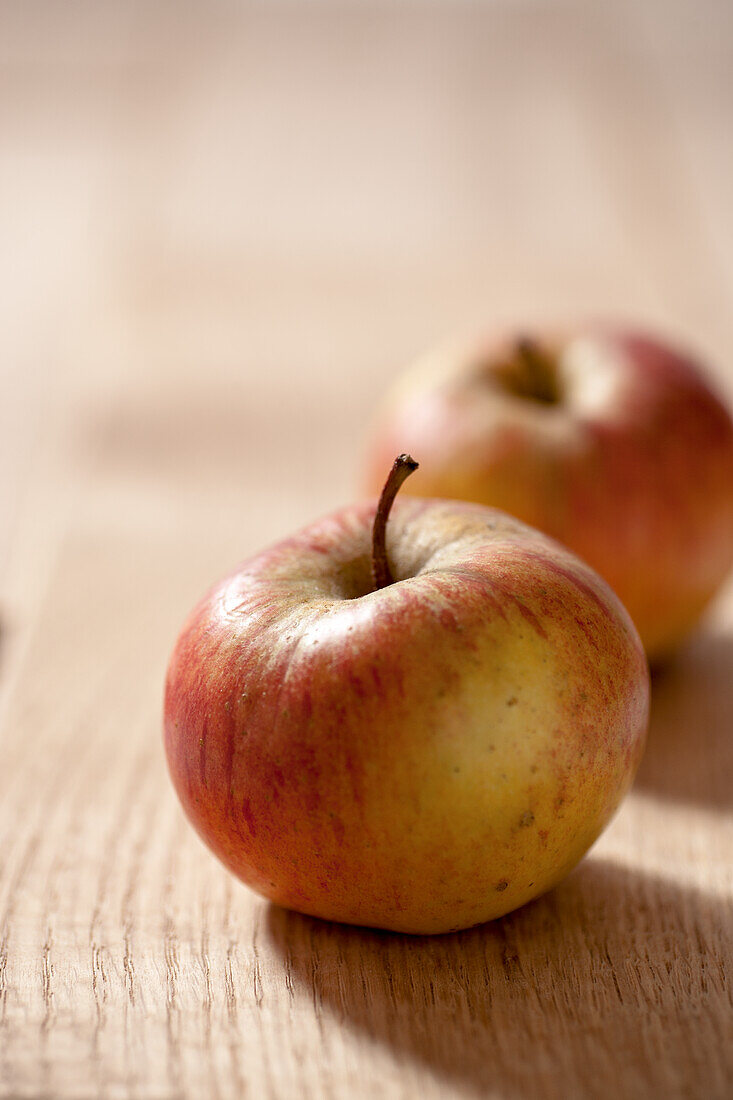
[172,657,640,938]
[183,793,630,936]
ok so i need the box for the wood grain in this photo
[1,2,732,1097]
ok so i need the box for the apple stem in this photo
[514,336,560,405]
[371,454,419,591]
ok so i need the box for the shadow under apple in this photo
[635,630,733,810]
[264,858,731,1100]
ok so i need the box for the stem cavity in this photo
[511,335,561,405]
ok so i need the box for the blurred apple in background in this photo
[364,327,733,662]
[165,458,649,934]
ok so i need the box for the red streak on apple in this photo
[508,597,548,640]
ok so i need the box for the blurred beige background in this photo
[1,3,732,1098]
[4,2,733,571]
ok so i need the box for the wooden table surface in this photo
[2,3,732,1097]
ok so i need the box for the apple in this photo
[164,456,649,935]
[364,327,733,662]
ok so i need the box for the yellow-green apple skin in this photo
[364,328,733,663]
[164,497,649,934]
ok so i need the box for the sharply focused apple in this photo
[364,328,733,662]
[164,457,649,934]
